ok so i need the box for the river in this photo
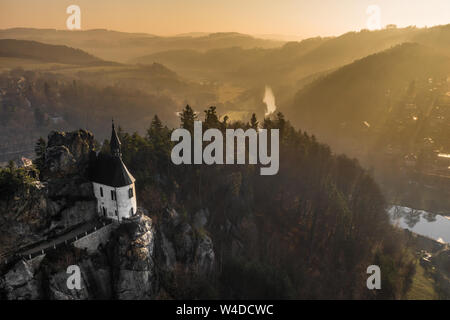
[389,205,450,244]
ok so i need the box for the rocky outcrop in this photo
[0,128,217,300]
[45,130,95,178]
[157,208,215,275]
[46,267,90,300]
[0,179,49,254]
[0,256,44,300]
[111,215,156,300]
[43,253,112,300]
[0,207,216,300]
[195,234,215,275]
[47,178,94,199]
[0,130,98,255]
[43,130,97,234]
[193,208,209,229]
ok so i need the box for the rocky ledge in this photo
[0,129,215,300]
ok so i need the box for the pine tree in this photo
[147,114,172,169]
[151,114,163,131]
[180,104,197,133]
[250,113,258,130]
[275,112,286,137]
[147,115,170,150]
[204,106,220,130]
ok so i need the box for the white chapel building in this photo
[91,122,137,222]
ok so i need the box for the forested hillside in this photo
[286,42,450,213]
[0,60,217,162]
[104,108,417,299]
[287,43,450,142]
[0,108,420,299]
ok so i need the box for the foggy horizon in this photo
[1,0,450,39]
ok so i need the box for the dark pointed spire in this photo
[110,119,122,157]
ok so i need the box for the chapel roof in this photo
[110,121,121,153]
[90,153,135,187]
[90,121,135,187]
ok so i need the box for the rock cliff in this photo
[0,130,215,300]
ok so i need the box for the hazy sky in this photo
[0,0,449,38]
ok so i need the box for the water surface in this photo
[389,206,450,244]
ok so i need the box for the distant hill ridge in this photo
[0,39,113,65]
[286,42,450,147]
[131,25,450,86]
[0,28,284,62]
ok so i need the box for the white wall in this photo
[92,182,137,221]
[73,223,117,253]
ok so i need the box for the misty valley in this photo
[0,22,449,301]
